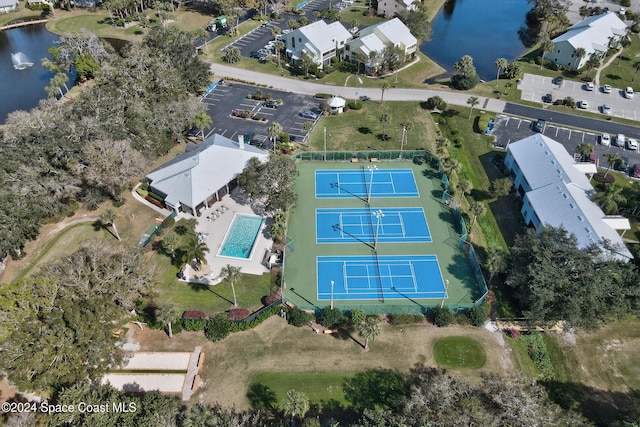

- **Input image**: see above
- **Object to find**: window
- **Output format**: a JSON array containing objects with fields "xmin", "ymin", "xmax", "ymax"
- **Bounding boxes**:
[
  {"xmin": 346, "ymin": 45, "xmax": 350, "ymax": 51},
  {"xmin": 557, "ymin": 49, "xmax": 560, "ymax": 53},
  {"xmin": 292, "ymin": 38, "xmax": 295, "ymax": 48}
]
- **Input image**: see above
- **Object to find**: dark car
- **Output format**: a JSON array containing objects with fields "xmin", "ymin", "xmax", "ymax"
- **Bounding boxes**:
[
  {"xmin": 359, "ymin": 95, "xmax": 371, "ymax": 101},
  {"xmin": 533, "ymin": 119, "xmax": 546, "ymax": 133},
  {"xmin": 249, "ymin": 51, "xmax": 261, "ymax": 58},
  {"xmin": 263, "ymin": 100, "xmax": 279, "ymax": 108},
  {"xmin": 554, "ymin": 76, "xmax": 564, "ymax": 86},
  {"xmin": 542, "ymin": 93, "xmax": 553, "ymax": 103},
  {"xmin": 300, "ymin": 110, "xmax": 319, "ymax": 119},
  {"xmin": 632, "ymin": 163, "xmax": 640, "ymax": 178}
]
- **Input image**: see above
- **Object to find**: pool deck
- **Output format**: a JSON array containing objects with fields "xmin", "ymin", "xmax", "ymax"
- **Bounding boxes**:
[{"xmin": 180, "ymin": 189, "xmax": 273, "ymax": 284}]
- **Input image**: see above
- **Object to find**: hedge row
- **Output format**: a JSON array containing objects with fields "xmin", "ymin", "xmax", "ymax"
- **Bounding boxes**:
[
  {"xmin": 145, "ymin": 195, "xmax": 164, "ymax": 209},
  {"xmin": 147, "ymin": 191, "xmax": 165, "ymax": 202},
  {"xmin": 230, "ymin": 305, "xmax": 280, "ymax": 332}
]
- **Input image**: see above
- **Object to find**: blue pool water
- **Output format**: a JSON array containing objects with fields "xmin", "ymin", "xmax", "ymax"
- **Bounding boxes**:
[{"xmin": 219, "ymin": 215, "xmax": 265, "ymax": 259}]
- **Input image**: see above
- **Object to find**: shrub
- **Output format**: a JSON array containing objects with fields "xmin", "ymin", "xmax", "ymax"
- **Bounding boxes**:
[
  {"xmin": 431, "ymin": 306, "xmax": 454, "ymax": 327},
  {"xmin": 347, "ymin": 100, "xmax": 362, "ymax": 110},
  {"xmin": 508, "ymin": 328, "xmax": 520, "ymax": 339},
  {"xmin": 230, "ymin": 305, "xmax": 280, "ymax": 332},
  {"xmin": 467, "ymin": 306, "xmax": 487, "ymax": 327},
  {"xmin": 147, "ymin": 191, "xmax": 165, "ymax": 202},
  {"xmin": 387, "ymin": 314, "xmax": 425, "ymax": 325},
  {"xmin": 477, "ymin": 112, "xmax": 495, "ymax": 134},
  {"xmin": 145, "ymin": 195, "xmax": 164, "ymax": 209},
  {"xmin": 228, "ymin": 308, "xmax": 251, "ymax": 320},
  {"xmin": 315, "ymin": 70, "xmax": 325, "ymax": 78},
  {"xmin": 350, "ymin": 309, "xmax": 366, "ymax": 324},
  {"xmin": 632, "ymin": 24, "xmax": 640, "ymax": 34},
  {"xmin": 455, "ymin": 313, "xmax": 470, "ymax": 325},
  {"xmin": 164, "ymin": 217, "xmax": 176, "ymax": 228},
  {"xmin": 204, "ymin": 314, "xmax": 232, "ymax": 341},
  {"xmin": 317, "ymin": 307, "xmax": 345, "ymax": 328},
  {"xmin": 182, "ymin": 318, "xmax": 207, "ymax": 331},
  {"xmin": 315, "ymin": 93, "xmax": 331, "ymax": 99},
  {"xmin": 141, "ymin": 181, "xmax": 149, "ymax": 190},
  {"xmin": 621, "ymin": 0, "xmax": 630, "ymax": 6},
  {"xmin": 264, "ymin": 293, "xmax": 281, "ymax": 305},
  {"xmin": 136, "ymin": 187, "xmax": 148, "ymax": 197},
  {"xmin": 425, "ymin": 96, "xmax": 447, "ymax": 111},
  {"xmin": 288, "ymin": 307, "xmax": 313, "ymax": 327},
  {"xmin": 280, "ymin": 132, "xmax": 290, "ymax": 143}
]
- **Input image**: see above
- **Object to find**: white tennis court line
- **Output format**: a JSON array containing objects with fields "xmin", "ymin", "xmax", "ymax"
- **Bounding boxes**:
[{"xmin": 343, "ymin": 261, "xmax": 348, "ymax": 292}]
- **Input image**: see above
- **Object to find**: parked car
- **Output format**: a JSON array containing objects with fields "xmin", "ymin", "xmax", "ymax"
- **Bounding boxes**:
[
  {"xmin": 554, "ymin": 76, "xmax": 564, "ymax": 85},
  {"xmin": 249, "ymin": 51, "xmax": 262, "ymax": 58},
  {"xmin": 625, "ymin": 87, "xmax": 634, "ymax": 99},
  {"xmin": 263, "ymin": 100, "xmax": 279, "ymax": 108},
  {"xmin": 601, "ymin": 104, "xmax": 612, "ymax": 115},
  {"xmin": 359, "ymin": 95, "xmax": 371, "ymax": 101},
  {"xmin": 632, "ymin": 163, "xmax": 640, "ymax": 178},
  {"xmin": 578, "ymin": 100, "xmax": 588, "ymax": 109},
  {"xmin": 588, "ymin": 153, "xmax": 597, "ymax": 164},
  {"xmin": 584, "ymin": 82, "xmax": 595, "ymax": 91},
  {"xmin": 627, "ymin": 138, "xmax": 638, "ymax": 151},
  {"xmin": 602, "ymin": 84, "xmax": 612, "ymax": 93},
  {"xmin": 542, "ymin": 93, "xmax": 553, "ymax": 103},
  {"xmin": 533, "ymin": 119, "xmax": 546, "ymax": 133},
  {"xmin": 600, "ymin": 133, "xmax": 611, "ymax": 146},
  {"xmin": 300, "ymin": 110, "xmax": 319, "ymax": 119},
  {"xmin": 616, "ymin": 134, "xmax": 626, "ymax": 147}
]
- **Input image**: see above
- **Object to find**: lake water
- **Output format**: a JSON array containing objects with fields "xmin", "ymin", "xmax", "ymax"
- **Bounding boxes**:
[
  {"xmin": 421, "ymin": 0, "xmax": 532, "ymax": 81},
  {"xmin": 0, "ymin": 24, "xmax": 64, "ymax": 122}
]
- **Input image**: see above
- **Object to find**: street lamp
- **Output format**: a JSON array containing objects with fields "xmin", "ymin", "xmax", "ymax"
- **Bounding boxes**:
[
  {"xmin": 373, "ymin": 209, "xmax": 384, "ymax": 250},
  {"xmin": 399, "ymin": 126, "xmax": 407, "ymax": 158},
  {"xmin": 367, "ymin": 165, "xmax": 377, "ymax": 204},
  {"xmin": 440, "ymin": 279, "xmax": 450, "ymax": 308},
  {"xmin": 323, "ymin": 127, "xmax": 327, "ymax": 161},
  {"xmin": 330, "ymin": 280, "xmax": 335, "ymax": 309}
]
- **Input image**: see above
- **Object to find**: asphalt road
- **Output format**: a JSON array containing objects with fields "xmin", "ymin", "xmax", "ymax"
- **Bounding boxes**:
[{"xmin": 504, "ymin": 103, "xmax": 640, "ymax": 139}]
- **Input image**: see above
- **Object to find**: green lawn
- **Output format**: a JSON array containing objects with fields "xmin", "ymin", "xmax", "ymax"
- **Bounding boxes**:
[
  {"xmin": 248, "ymin": 372, "xmax": 352, "ymax": 407},
  {"xmin": 600, "ymin": 33, "xmax": 640, "ymax": 92},
  {"xmin": 0, "ymin": 7, "xmax": 42, "ymax": 27},
  {"xmin": 432, "ymin": 336, "xmax": 487, "ymax": 369},
  {"xmin": 50, "ymin": 14, "xmax": 110, "ymax": 33}
]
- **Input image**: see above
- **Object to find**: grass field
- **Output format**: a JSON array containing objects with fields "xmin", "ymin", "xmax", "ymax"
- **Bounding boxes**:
[
  {"xmin": 432, "ymin": 336, "xmax": 486, "ymax": 369},
  {"xmin": 249, "ymin": 372, "xmax": 352, "ymax": 407},
  {"xmin": 601, "ymin": 33, "xmax": 640, "ymax": 92}
]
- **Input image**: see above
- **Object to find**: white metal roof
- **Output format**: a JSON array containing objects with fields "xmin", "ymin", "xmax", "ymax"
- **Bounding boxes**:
[
  {"xmin": 146, "ymin": 134, "xmax": 268, "ymax": 210},
  {"xmin": 553, "ymin": 12, "xmax": 627, "ymax": 56},
  {"xmin": 297, "ymin": 20, "xmax": 352, "ymax": 53},
  {"xmin": 352, "ymin": 33, "xmax": 387, "ymax": 57},
  {"xmin": 525, "ymin": 181, "xmax": 632, "ymax": 261},
  {"xmin": 508, "ymin": 134, "xmax": 593, "ymax": 191},
  {"xmin": 359, "ymin": 17, "xmax": 417, "ymax": 48}
]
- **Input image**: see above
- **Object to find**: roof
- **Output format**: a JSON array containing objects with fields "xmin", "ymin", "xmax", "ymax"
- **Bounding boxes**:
[
  {"xmin": 296, "ymin": 20, "xmax": 352, "ymax": 53},
  {"xmin": 525, "ymin": 181, "xmax": 632, "ymax": 261},
  {"xmin": 0, "ymin": 0, "xmax": 16, "ymax": 7},
  {"xmin": 353, "ymin": 33, "xmax": 387, "ymax": 57},
  {"xmin": 507, "ymin": 134, "xmax": 593, "ymax": 191},
  {"xmin": 358, "ymin": 17, "xmax": 417, "ymax": 48},
  {"xmin": 327, "ymin": 96, "xmax": 346, "ymax": 107},
  {"xmin": 552, "ymin": 12, "xmax": 627, "ymax": 55},
  {"xmin": 146, "ymin": 134, "xmax": 268, "ymax": 210}
]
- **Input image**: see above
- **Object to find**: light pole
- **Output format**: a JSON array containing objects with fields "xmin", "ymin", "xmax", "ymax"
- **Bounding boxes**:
[
  {"xmin": 323, "ymin": 127, "xmax": 327, "ymax": 161},
  {"xmin": 330, "ymin": 280, "xmax": 335, "ymax": 309},
  {"xmin": 440, "ymin": 279, "xmax": 450, "ymax": 308},
  {"xmin": 399, "ymin": 126, "xmax": 406, "ymax": 158},
  {"xmin": 367, "ymin": 164, "xmax": 377, "ymax": 204},
  {"xmin": 373, "ymin": 209, "xmax": 384, "ymax": 250}
]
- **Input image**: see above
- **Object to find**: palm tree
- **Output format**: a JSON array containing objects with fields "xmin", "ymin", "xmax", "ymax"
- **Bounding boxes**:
[
  {"xmin": 357, "ymin": 316, "xmax": 381, "ymax": 350},
  {"xmin": 495, "ymin": 58, "xmax": 508, "ymax": 86},
  {"xmin": 585, "ymin": 55, "xmax": 601, "ymax": 79},
  {"xmin": 603, "ymin": 152, "xmax": 621, "ymax": 178},
  {"xmin": 576, "ymin": 142, "xmax": 593, "ymax": 159},
  {"xmin": 193, "ymin": 111, "xmax": 212, "ymax": 140},
  {"xmin": 267, "ymin": 121, "xmax": 283, "ymax": 150},
  {"xmin": 457, "ymin": 179, "xmax": 473, "ymax": 196},
  {"xmin": 469, "ymin": 201, "xmax": 487, "ymax": 228},
  {"xmin": 223, "ymin": 47, "xmax": 242, "ymax": 64},
  {"xmin": 593, "ymin": 184, "xmax": 626, "ymax": 215},
  {"xmin": 281, "ymin": 390, "xmax": 309, "ymax": 423},
  {"xmin": 380, "ymin": 81, "xmax": 390, "ymax": 104},
  {"xmin": 156, "ymin": 304, "xmax": 179, "ymax": 338},
  {"xmin": 219, "ymin": 264, "xmax": 241, "ymax": 307},
  {"xmin": 633, "ymin": 61, "xmax": 640, "ymax": 82},
  {"xmin": 539, "ymin": 33, "xmax": 554, "ymax": 70},
  {"xmin": 443, "ymin": 158, "xmax": 461, "ymax": 175},
  {"xmin": 466, "ymin": 96, "xmax": 479, "ymax": 119},
  {"xmin": 573, "ymin": 47, "xmax": 586, "ymax": 69},
  {"xmin": 182, "ymin": 238, "xmax": 210, "ymax": 270},
  {"xmin": 400, "ymin": 120, "xmax": 413, "ymax": 149},
  {"xmin": 274, "ymin": 40, "xmax": 285, "ymax": 67},
  {"xmin": 100, "ymin": 208, "xmax": 121, "ymax": 241},
  {"xmin": 378, "ymin": 113, "xmax": 391, "ymax": 140},
  {"xmin": 162, "ymin": 231, "xmax": 180, "ymax": 261}
]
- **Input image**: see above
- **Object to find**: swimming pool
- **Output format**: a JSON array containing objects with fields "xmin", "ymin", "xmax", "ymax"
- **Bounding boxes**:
[{"xmin": 218, "ymin": 214, "xmax": 265, "ymax": 259}]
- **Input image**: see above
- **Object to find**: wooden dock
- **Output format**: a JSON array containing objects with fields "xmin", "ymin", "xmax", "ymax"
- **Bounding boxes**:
[{"xmin": 0, "ymin": 19, "xmax": 48, "ymax": 31}]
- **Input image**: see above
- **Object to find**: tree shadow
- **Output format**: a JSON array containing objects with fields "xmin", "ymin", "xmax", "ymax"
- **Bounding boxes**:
[
  {"xmin": 358, "ymin": 127, "xmax": 372, "ymax": 135},
  {"xmin": 376, "ymin": 133, "xmax": 391, "ymax": 141},
  {"xmin": 246, "ymin": 383, "xmax": 277, "ymax": 411},
  {"xmin": 470, "ymin": 188, "xmax": 492, "ymax": 201},
  {"xmin": 605, "ymin": 74, "xmax": 622, "ymax": 80},
  {"xmin": 343, "ymin": 369, "xmax": 408, "ymax": 410},
  {"xmin": 188, "ymin": 282, "xmax": 234, "ymax": 305},
  {"xmin": 441, "ymin": 108, "xmax": 460, "ymax": 118}
]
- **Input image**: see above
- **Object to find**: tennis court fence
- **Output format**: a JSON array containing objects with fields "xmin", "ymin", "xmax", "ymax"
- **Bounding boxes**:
[{"xmin": 292, "ymin": 150, "xmax": 436, "ymax": 162}]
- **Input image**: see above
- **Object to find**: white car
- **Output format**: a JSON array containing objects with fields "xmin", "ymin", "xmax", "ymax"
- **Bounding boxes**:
[
  {"xmin": 600, "ymin": 133, "xmax": 611, "ymax": 146},
  {"xmin": 627, "ymin": 138, "xmax": 638, "ymax": 151},
  {"xmin": 625, "ymin": 87, "xmax": 634, "ymax": 99},
  {"xmin": 601, "ymin": 104, "xmax": 612, "ymax": 115},
  {"xmin": 602, "ymin": 84, "xmax": 612, "ymax": 93},
  {"xmin": 616, "ymin": 134, "xmax": 625, "ymax": 147},
  {"xmin": 578, "ymin": 100, "xmax": 588, "ymax": 109},
  {"xmin": 585, "ymin": 82, "xmax": 595, "ymax": 91}
]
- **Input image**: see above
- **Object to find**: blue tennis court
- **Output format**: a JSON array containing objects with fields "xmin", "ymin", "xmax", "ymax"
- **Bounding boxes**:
[
  {"xmin": 317, "ymin": 255, "xmax": 446, "ymax": 300},
  {"xmin": 315, "ymin": 169, "xmax": 419, "ymax": 199},
  {"xmin": 316, "ymin": 207, "xmax": 431, "ymax": 244}
]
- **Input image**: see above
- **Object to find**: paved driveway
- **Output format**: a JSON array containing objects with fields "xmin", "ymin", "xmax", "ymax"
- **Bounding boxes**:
[
  {"xmin": 201, "ymin": 82, "xmax": 319, "ymax": 147},
  {"xmin": 519, "ymin": 73, "xmax": 640, "ymax": 121},
  {"xmin": 491, "ymin": 114, "xmax": 640, "ymax": 173}
]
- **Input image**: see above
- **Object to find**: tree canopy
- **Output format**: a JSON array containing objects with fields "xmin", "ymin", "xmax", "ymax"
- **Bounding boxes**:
[{"xmin": 237, "ymin": 154, "xmax": 298, "ymax": 213}]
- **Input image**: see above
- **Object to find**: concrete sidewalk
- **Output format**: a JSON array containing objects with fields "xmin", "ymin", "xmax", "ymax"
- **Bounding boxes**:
[{"xmin": 208, "ymin": 63, "xmax": 507, "ymax": 114}]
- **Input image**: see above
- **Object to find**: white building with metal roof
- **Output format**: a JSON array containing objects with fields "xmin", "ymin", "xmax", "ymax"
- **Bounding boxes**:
[
  {"xmin": 377, "ymin": 0, "xmax": 418, "ymax": 18},
  {"xmin": 145, "ymin": 134, "xmax": 268, "ymax": 216},
  {"xmin": 284, "ymin": 20, "xmax": 352, "ymax": 69},
  {"xmin": 505, "ymin": 134, "xmax": 632, "ymax": 261},
  {"xmin": 0, "ymin": 0, "xmax": 17, "ymax": 12},
  {"xmin": 546, "ymin": 12, "xmax": 627, "ymax": 70}
]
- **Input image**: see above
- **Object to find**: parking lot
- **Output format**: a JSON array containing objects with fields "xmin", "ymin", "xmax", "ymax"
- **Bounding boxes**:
[
  {"xmin": 519, "ymin": 73, "xmax": 640, "ymax": 121},
  {"xmin": 200, "ymin": 82, "xmax": 320, "ymax": 148},
  {"xmin": 491, "ymin": 114, "xmax": 640, "ymax": 173}
]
